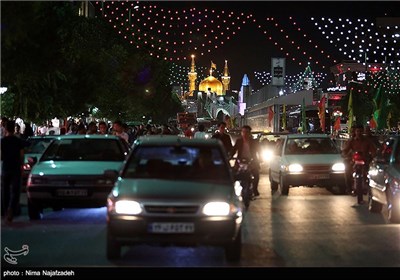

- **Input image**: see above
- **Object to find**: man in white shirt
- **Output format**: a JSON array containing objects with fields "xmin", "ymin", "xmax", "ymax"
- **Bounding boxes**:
[{"xmin": 112, "ymin": 120, "xmax": 129, "ymax": 143}]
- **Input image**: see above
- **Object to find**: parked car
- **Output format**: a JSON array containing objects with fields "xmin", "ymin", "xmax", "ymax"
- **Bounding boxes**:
[
  {"xmin": 26, "ymin": 134, "xmax": 130, "ymax": 220},
  {"xmin": 368, "ymin": 136, "xmax": 400, "ymax": 223},
  {"xmin": 22, "ymin": 135, "xmax": 57, "ymax": 191},
  {"xmin": 106, "ymin": 135, "xmax": 243, "ymax": 262},
  {"xmin": 269, "ymin": 133, "xmax": 346, "ymax": 195}
]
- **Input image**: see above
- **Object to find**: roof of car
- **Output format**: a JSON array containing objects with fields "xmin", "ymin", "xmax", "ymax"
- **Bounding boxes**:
[
  {"xmin": 283, "ymin": 133, "xmax": 330, "ymax": 139},
  {"xmin": 135, "ymin": 135, "xmax": 222, "ymax": 146},
  {"xmin": 28, "ymin": 135, "xmax": 57, "ymax": 139},
  {"xmin": 51, "ymin": 134, "xmax": 121, "ymax": 140}
]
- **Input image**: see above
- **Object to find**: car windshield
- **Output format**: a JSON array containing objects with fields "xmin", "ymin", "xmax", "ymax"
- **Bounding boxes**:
[
  {"xmin": 123, "ymin": 145, "xmax": 231, "ymax": 183},
  {"xmin": 41, "ymin": 139, "xmax": 125, "ymax": 161},
  {"xmin": 285, "ymin": 138, "xmax": 339, "ymax": 155}
]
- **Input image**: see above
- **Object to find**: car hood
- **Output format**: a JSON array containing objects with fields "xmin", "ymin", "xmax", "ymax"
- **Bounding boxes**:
[
  {"xmin": 114, "ymin": 178, "xmax": 232, "ymax": 200},
  {"xmin": 282, "ymin": 154, "xmax": 343, "ymax": 164},
  {"xmin": 31, "ymin": 161, "xmax": 123, "ymax": 175}
]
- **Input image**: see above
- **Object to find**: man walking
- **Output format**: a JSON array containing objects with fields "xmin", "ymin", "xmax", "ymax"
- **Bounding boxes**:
[{"xmin": 1, "ymin": 120, "xmax": 26, "ymax": 224}]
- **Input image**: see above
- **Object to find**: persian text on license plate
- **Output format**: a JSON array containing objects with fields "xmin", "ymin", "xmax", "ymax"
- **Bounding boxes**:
[
  {"xmin": 311, "ymin": 174, "xmax": 330, "ymax": 180},
  {"xmin": 56, "ymin": 189, "xmax": 88, "ymax": 197},
  {"xmin": 148, "ymin": 223, "xmax": 195, "ymax": 233}
]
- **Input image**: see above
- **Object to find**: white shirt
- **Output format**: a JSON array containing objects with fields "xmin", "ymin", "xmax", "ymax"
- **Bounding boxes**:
[{"xmin": 194, "ymin": 131, "xmax": 207, "ymax": 139}]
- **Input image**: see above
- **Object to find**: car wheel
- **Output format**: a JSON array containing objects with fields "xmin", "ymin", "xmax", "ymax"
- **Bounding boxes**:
[
  {"xmin": 27, "ymin": 200, "xmax": 43, "ymax": 220},
  {"xmin": 368, "ymin": 193, "xmax": 383, "ymax": 213},
  {"xmin": 241, "ymin": 181, "xmax": 251, "ymax": 210},
  {"xmin": 225, "ymin": 228, "xmax": 242, "ymax": 263},
  {"xmin": 336, "ymin": 184, "xmax": 346, "ymax": 195},
  {"xmin": 107, "ymin": 230, "xmax": 121, "ymax": 260},
  {"xmin": 280, "ymin": 176, "xmax": 289, "ymax": 196},
  {"xmin": 269, "ymin": 170, "xmax": 278, "ymax": 191},
  {"xmin": 388, "ymin": 204, "xmax": 400, "ymax": 224}
]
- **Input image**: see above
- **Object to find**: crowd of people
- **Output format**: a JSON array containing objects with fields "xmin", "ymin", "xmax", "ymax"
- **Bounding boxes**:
[{"xmin": 0, "ymin": 112, "xmax": 389, "ymax": 224}]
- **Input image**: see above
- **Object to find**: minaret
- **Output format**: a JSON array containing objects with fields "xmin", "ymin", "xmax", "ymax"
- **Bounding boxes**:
[
  {"xmin": 188, "ymin": 54, "xmax": 197, "ymax": 95},
  {"xmin": 221, "ymin": 60, "xmax": 231, "ymax": 94}
]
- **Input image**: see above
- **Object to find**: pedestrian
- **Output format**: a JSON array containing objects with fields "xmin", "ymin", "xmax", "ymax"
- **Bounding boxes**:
[
  {"xmin": 1, "ymin": 120, "xmax": 26, "ymax": 224},
  {"xmin": 194, "ymin": 124, "xmax": 207, "ymax": 139},
  {"xmin": 112, "ymin": 120, "xmax": 129, "ymax": 143},
  {"xmin": 98, "ymin": 121, "xmax": 109, "ymax": 135},
  {"xmin": 212, "ymin": 121, "xmax": 233, "ymax": 156}
]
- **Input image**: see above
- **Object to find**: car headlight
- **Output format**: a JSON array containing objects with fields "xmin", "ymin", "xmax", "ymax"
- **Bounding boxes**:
[
  {"xmin": 115, "ymin": 200, "xmax": 142, "ymax": 215},
  {"xmin": 332, "ymin": 163, "xmax": 345, "ymax": 171},
  {"xmin": 368, "ymin": 168, "xmax": 378, "ymax": 177},
  {"xmin": 27, "ymin": 175, "xmax": 47, "ymax": 185},
  {"xmin": 202, "ymin": 202, "xmax": 230, "ymax": 216},
  {"xmin": 288, "ymin": 163, "xmax": 303, "ymax": 172},
  {"xmin": 234, "ymin": 181, "xmax": 242, "ymax": 196},
  {"xmin": 261, "ymin": 149, "xmax": 273, "ymax": 162}
]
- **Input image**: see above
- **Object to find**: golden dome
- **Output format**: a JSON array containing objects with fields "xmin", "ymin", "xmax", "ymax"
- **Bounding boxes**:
[{"xmin": 199, "ymin": 75, "xmax": 223, "ymax": 95}]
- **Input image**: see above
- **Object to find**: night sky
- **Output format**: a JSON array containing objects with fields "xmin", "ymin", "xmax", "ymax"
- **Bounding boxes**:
[{"xmin": 100, "ymin": 1, "xmax": 399, "ymax": 90}]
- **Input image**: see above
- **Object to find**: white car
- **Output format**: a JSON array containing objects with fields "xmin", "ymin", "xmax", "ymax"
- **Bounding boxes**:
[{"xmin": 269, "ymin": 134, "xmax": 346, "ymax": 195}]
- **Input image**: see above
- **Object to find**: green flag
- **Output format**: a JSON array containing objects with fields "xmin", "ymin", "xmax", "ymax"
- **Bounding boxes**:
[
  {"xmin": 347, "ymin": 89, "xmax": 353, "ymax": 131},
  {"xmin": 373, "ymin": 84, "xmax": 383, "ymax": 125},
  {"xmin": 377, "ymin": 92, "xmax": 389, "ymax": 130}
]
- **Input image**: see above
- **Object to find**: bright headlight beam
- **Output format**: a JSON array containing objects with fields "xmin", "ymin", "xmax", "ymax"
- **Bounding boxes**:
[
  {"xmin": 203, "ymin": 202, "xmax": 230, "ymax": 216},
  {"xmin": 115, "ymin": 200, "xmax": 142, "ymax": 214}
]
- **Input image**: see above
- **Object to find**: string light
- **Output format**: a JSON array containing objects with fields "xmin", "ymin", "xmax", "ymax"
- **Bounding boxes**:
[{"xmin": 94, "ymin": 1, "xmax": 398, "ymax": 92}]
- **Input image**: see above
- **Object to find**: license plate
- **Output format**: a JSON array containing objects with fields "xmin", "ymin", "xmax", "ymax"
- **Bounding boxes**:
[
  {"xmin": 148, "ymin": 223, "xmax": 195, "ymax": 233},
  {"xmin": 56, "ymin": 189, "xmax": 88, "ymax": 197},
  {"xmin": 311, "ymin": 174, "xmax": 330, "ymax": 180}
]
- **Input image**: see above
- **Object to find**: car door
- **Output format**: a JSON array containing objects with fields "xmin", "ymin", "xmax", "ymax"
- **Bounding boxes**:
[
  {"xmin": 369, "ymin": 138, "xmax": 395, "ymax": 201},
  {"xmin": 269, "ymin": 137, "xmax": 284, "ymax": 182}
]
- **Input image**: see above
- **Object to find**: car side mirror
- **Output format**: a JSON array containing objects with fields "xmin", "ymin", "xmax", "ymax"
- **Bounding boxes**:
[{"xmin": 27, "ymin": 156, "xmax": 38, "ymax": 165}]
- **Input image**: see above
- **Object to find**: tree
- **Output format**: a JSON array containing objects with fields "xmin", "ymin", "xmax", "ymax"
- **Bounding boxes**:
[{"xmin": 1, "ymin": 2, "xmax": 181, "ymax": 124}]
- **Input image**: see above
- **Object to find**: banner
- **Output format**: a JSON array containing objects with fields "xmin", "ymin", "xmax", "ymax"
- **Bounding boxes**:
[
  {"xmin": 347, "ymin": 89, "xmax": 353, "ymax": 130},
  {"xmin": 268, "ymin": 106, "xmax": 274, "ymax": 127},
  {"xmin": 333, "ymin": 117, "xmax": 341, "ymax": 131},
  {"xmin": 271, "ymin": 58, "xmax": 285, "ymax": 86},
  {"xmin": 369, "ymin": 116, "xmax": 377, "ymax": 129},
  {"xmin": 318, "ymin": 95, "xmax": 326, "ymax": 132}
]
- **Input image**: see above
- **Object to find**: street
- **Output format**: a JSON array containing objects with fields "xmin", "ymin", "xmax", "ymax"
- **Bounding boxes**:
[{"xmin": 2, "ymin": 174, "xmax": 400, "ymax": 270}]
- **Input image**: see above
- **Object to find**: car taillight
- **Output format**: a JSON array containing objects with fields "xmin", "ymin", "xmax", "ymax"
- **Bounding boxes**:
[
  {"xmin": 22, "ymin": 163, "xmax": 32, "ymax": 171},
  {"xmin": 390, "ymin": 178, "xmax": 400, "ymax": 190},
  {"xmin": 352, "ymin": 152, "xmax": 365, "ymax": 165}
]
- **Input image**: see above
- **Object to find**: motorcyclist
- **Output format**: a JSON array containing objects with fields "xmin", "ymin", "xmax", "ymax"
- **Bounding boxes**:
[
  {"xmin": 341, "ymin": 123, "xmax": 377, "ymax": 204},
  {"xmin": 231, "ymin": 125, "xmax": 261, "ymax": 197}
]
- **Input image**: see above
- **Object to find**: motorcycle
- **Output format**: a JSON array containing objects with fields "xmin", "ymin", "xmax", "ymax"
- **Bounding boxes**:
[
  {"xmin": 233, "ymin": 158, "xmax": 254, "ymax": 210},
  {"xmin": 352, "ymin": 152, "xmax": 367, "ymax": 204}
]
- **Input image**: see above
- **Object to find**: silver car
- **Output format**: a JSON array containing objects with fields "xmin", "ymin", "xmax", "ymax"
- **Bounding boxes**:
[
  {"xmin": 106, "ymin": 135, "xmax": 243, "ymax": 262},
  {"xmin": 26, "ymin": 134, "xmax": 130, "ymax": 220},
  {"xmin": 269, "ymin": 134, "xmax": 346, "ymax": 195},
  {"xmin": 368, "ymin": 136, "xmax": 400, "ymax": 223}
]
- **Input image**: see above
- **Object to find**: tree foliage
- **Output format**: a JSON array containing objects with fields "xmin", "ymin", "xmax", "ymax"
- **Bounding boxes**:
[{"xmin": 1, "ymin": 2, "xmax": 182, "ymax": 123}]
